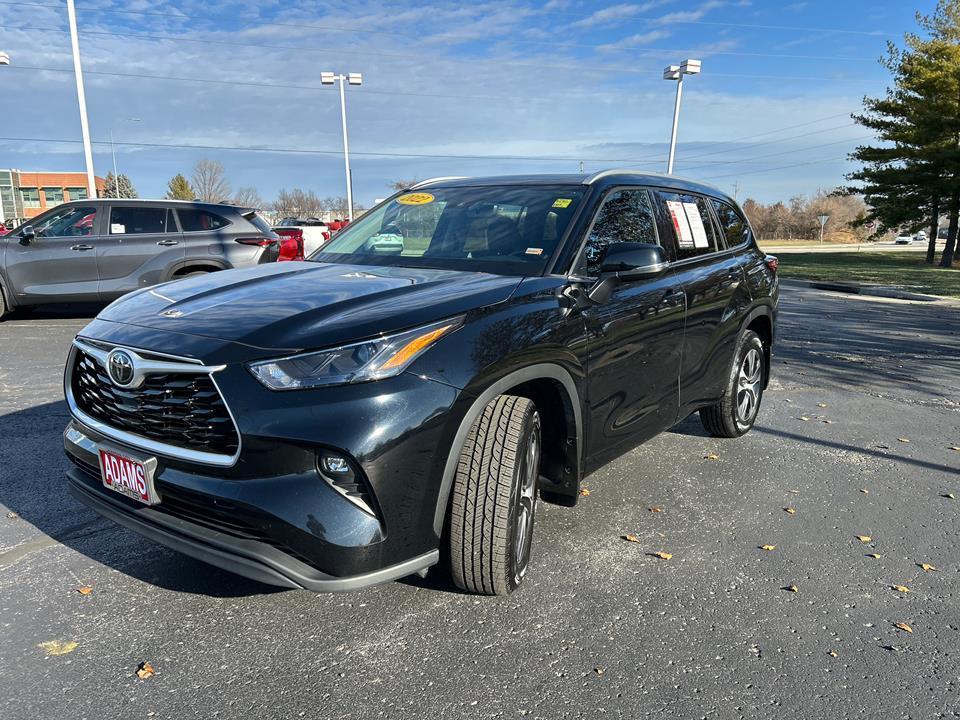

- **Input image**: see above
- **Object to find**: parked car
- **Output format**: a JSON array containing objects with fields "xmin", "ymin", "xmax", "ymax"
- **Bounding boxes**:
[
  {"xmin": 0, "ymin": 199, "xmax": 279, "ymax": 318},
  {"xmin": 62, "ymin": 171, "xmax": 778, "ymax": 596},
  {"xmin": 274, "ymin": 218, "xmax": 330, "ymax": 255},
  {"xmin": 273, "ymin": 227, "xmax": 306, "ymax": 261},
  {"xmin": 895, "ymin": 234, "xmax": 914, "ymax": 245}
]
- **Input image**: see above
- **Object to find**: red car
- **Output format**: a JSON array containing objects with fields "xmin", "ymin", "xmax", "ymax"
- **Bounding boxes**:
[{"xmin": 272, "ymin": 227, "xmax": 305, "ymax": 261}]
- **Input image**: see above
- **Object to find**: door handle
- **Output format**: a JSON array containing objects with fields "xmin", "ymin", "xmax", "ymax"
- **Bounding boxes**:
[
  {"xmin": 156, "ymin": 239, "xmax": 180, "ymax": 246},
  {"xmin": 662, "ymin": 288, "xmax": 685, "ymax": 305},
  {"xmin": 70, "ymin": 244, "xmax": 94, "ymax": 251}
]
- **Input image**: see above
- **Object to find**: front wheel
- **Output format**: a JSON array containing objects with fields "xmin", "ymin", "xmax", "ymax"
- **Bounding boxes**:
[
  {"xmin": 449, "ymin": 395, "xmax": 541, "ymax": 595},
  {"xmin": 700, "ymin": 330, "xmax": 765, "ymax": 438}
]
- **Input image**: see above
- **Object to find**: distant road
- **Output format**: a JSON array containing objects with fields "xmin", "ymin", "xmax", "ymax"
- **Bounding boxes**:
[{"xmin": 761, "ymin": 240, "xmax": 947, "ymax": 254}]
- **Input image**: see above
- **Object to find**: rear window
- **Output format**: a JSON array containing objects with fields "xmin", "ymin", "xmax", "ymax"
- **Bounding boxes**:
[
  {"xmin": 178, "ymin": 209, "xmax": 230, "ymax": 232},
  {"xmin": 246, "ymin": 212, "xmax": 274, "ymax": 235}
]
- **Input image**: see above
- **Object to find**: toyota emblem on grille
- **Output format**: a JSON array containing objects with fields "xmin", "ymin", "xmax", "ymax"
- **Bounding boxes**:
[{"xmin": 106, "ymin": 349, "xmax": 136, "ymax": 387}]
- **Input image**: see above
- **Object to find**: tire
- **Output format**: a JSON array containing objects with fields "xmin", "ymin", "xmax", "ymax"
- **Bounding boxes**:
[
  {"xmin": 449, "ymin": 395, "xmax": 541, "ymax": 596},
  {"xmin": 699, "ymin": 330, "xmax": 765, "ymax": 438},
  {"xmin": 0, "ymin": 285, "xmax": 6, "ymax": 320}
]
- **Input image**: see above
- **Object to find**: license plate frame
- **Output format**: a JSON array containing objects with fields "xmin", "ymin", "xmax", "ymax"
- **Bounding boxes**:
[{"xmin": 97, "ymin": 445, "xmax": 160, "ymax": 506}]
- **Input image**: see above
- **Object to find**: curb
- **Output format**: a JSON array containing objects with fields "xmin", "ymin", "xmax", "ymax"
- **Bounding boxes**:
[{"xmin": 780, "ymin": 278, "xmax": 945, "ymax": 303}]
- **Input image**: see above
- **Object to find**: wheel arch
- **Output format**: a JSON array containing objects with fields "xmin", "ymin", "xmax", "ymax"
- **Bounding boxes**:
[
  {"xmin": 432, "ymin": 363, "xmax": 583, "ymax": 536},
  {"xmin": 166, "ymin": 259, "xmax": 228, "ymax": 280},
  {"xmin": 740, "ymin": 303, "xmax": 775, "ymax": 389}
]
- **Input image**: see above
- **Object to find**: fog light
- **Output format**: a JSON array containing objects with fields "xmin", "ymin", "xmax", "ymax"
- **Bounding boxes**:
[{"xmin": 321, "ymin": 454, "xmax": 352, "ymax": 475}]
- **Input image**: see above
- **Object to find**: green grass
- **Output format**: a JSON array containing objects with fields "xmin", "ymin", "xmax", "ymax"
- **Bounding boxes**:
[{"xmin": 779, "ymin": 251, "xmax": 960, "ymax": 299}]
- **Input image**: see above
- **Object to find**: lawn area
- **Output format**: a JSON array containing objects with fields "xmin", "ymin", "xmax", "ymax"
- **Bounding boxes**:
[{"xmin": 779, "ymin": 251, "xmax": 960, "ymax": 299}]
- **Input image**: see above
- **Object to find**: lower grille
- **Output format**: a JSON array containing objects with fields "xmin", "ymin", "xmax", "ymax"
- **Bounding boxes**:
[{"xmin": 70, "ymin": 347, "xmax": 239, "ymax": 457}]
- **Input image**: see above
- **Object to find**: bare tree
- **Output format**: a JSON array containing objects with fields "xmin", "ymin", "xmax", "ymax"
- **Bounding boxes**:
[
  {"xmin": 272, "ymin": 188, "xmax": 324, "ymax": 218},
  {"xmin": 233, "ymin": 186, "xmax": 263, "ymax": 209},
  {"xmin": 324, "ymin": 196, "xmax": 350, "ymax": 218},
  {"xmin": 191, "ymin": 159, "xmax": 231, "ymax": 203},
  {"xmin": 390, "ymin": 179, "xmax": 421, "ymax": 192}
]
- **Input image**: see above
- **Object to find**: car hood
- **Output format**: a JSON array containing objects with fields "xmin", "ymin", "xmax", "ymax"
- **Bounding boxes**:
[{"xmin": 96, "ymin": 261, "xmax": 524, "ymax": 353}]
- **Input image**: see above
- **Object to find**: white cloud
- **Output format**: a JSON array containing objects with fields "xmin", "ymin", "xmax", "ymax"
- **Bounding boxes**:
[{"xmin": 569, "ymin": 1, "xmax": 674, "ymax": 29}]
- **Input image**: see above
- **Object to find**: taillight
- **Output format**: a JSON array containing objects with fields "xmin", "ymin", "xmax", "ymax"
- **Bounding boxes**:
[
  {"xmin": 235, "ymin": 237, "xmax": 277, "ymax": 247},
  {"xmin": 764, "ymin": 255, "xmax": 779, "ymax": 273}
]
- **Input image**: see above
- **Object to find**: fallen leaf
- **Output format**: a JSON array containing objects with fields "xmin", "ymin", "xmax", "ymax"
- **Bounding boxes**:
[
  {"xmin": 784, "ymin": 507, "xmax": 797, "ymax": 515},
  {"xmin": 622, "ymin": 534, "xmax": 641, "ymax": 544},
  {"xmin": 866, "ymin": 553, "xmax": 881, "ymax": 559},
  {"xmin": 76, "ymin": 586, "xmax": 93, "ymax": 596},
  {"xmin": 784, "ymin": 584, "xmax": 798, "ymax": 593},
  {"xmin": 856, "ymin": 535, "xmax": 872, "ymax": 543},
  {"xmin": 892, "ymin": 584, "xmax": 910, "ymax": 593},
  {"xmin": 649, "ymin": 551, "xmax": 673, "ymax": 560},
  {"xmin": 799, "ymin": 416, "xmax": 810, "ymax": 422},
  {"xmin": 943, "ymin": 493, "xmax": 955, "ymax": 500},
  {"xmin": 918, "ymin": 563, "xmax": 937, "ymax": 572},
  {"xmin": 898, "ymin": 437, "xmax": 910, "ymax": 443},
  {"xmin": 136, "ymin": 661, "xmax": 155, "ymax": 679},
  {"xmin": 649, "ymin": 506, "xmax": 663, "ymax": 513},
  {"xmin": 6, "ymin": 511, "xmax": 18, "ymax": 519},
  {"xmin": 579, "ymin": 488, "xmax": 590, "ymax": 497},
  {"xmin": 876, "ymin": 444, "xmax": 890, "ymax": 450},
  {"xmin": 894, "ymin": 622, "xmax": 913, "ymax": 634},
  {"xmin": 704, "ymin": 453, "xmax": 719, "ymax": 461},
  {"xmin": 949, "ymin": 446, "xmax": 960, "ymax": 452},
  {"xmin": 822, "ymin": 419, "xmax": 834, "ymax": 424},
  {"xmin": 38, "ymin": 640, "xmax": 78, "ymax": 656},
  {"xmin": 817, "ymin": 403, "xmax": 827, "ymax": 408},
  {"xmin": 859, "ymin": 488, "xmax": 869, "ymax": 494},
  {"xmin": 593, "ymin": 667, "xmax": 605, "ymax": 676},
  {"xmin": 760, "ymin": 544, "xmax": 776, "ymax": 551},
  {"xmin": 828, "ymin": 650, "xmax": 838, "ymax": 657}
]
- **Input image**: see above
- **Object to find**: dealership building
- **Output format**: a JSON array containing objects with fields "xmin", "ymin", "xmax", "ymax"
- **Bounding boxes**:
[{"xmin": 0, "ymin": 169, "xmax": 106, "ymax": 226}]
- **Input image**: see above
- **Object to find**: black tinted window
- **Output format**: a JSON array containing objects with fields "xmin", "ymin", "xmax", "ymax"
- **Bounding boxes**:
[
  {"xmin": 659, "ymin": 192, "xmax": 718, "ymax": 260},
  {"xmin": 711, "ymin": 199, "xmax": 750, "ymax": 248},
  {"xmin": 110, "ymin": 206, "xmax": 167, "ymax": 235},
  {"xmin": 34, "ymin": 206, "xmax": 96, "ymax": 237},
  {"xmin": 178, "ymin": 209, "xmax": 230, "ymax": 232},
  {"xmin": 581, "ymin": 189, "xmax": 658, "ymax": 274}
]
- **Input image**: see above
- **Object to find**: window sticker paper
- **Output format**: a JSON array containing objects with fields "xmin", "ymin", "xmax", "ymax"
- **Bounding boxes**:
[
  {"xmin": 666, "ymin": 200, "xmax": 694, "ymax": 248},
  {"xmin": 682, "ymin": 202, "xmax": 710, "ymax": 249}
]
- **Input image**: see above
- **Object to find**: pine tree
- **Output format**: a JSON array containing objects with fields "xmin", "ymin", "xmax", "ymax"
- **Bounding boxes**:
[
  {"xmin": 845, "ymin": 0, "xmax": 960, "ymax": 267},
  {"xmin": 103, "ymin": 171, "xmax": 138, "ymax": 199},
  {"xmin": 165, "ymin": 174, "xmax": 195, "ymax": 201}
]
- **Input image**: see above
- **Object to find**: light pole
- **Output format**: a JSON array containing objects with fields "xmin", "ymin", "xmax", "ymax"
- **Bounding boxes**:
[
  {"xmin": 663, "ymin": 59, "xmax": 701, "ymax": 175},
  {"xmin": 817, "ymin": 214, "xmax": 829, "ymax": 244},
  {"xmin": 67, "ymin": 0, "xmax": 97, "ymax": 198},
  {"xmin": 109, "ymin": 117, "xmax": 141, "ymax": 197},
  {"xmin": 0, "ymin": 51, "xmax": 7, "ymax": 225},
  {"xmin": 321, "ymin": 71, "xmax": 362, "ymax": 221}
]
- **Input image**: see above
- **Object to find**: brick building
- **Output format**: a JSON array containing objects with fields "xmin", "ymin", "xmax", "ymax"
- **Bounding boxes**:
[{"xmin": 0, "ymin": 169, "xmax": 107, "ymax": 226}]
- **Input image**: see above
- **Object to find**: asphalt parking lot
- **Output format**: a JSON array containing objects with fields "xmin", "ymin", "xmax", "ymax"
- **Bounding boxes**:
[{"xmin": 1, "ymin": 284, "xmax": 958, "ymax": 719}]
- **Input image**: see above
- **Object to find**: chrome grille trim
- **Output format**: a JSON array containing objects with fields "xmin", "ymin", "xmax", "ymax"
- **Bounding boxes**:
[{"xmin": 65, "ymin": 340, "xmax": 242, "ymax": 467}]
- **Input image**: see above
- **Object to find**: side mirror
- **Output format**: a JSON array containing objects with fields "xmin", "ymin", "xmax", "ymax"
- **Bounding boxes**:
[
  {"xmin": 19, "ymin": 225, "xmax": 36, "ymax": 244},
  {"xmin": 600, "ymin": 242, "xmax": 668, "ymax": 279}
]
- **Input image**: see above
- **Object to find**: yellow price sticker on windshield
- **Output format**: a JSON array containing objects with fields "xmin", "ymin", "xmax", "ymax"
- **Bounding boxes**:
[
  {"xmin": 552, "ymin": 198, "xmax": 572, "ymax": 208},
  {"xmin": 397, "ymin": 192, "xmax": 435, "ymax": 205}
]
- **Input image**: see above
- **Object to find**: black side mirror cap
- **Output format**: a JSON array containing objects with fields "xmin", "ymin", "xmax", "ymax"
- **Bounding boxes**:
[
  {"xmin": 19, "ymin": 225, "xmax": 35, "ymax": 244},
  {"xmin": 600, "ymin": 242, "xmax": 668, "ymax": 280}
]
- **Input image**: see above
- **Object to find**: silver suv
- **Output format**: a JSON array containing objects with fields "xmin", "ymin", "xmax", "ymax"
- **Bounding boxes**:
[{"xmin": 0, "ymin": 199, "xmax": 279, "ymax": 318}]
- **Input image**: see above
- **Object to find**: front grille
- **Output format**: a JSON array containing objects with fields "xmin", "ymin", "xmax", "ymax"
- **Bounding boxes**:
[{"xmin": 71, "ymin": 348, "xmax": 239, "ymax": 457}]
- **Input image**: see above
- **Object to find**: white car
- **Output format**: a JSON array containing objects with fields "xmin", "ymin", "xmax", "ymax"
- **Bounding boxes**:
[{"xmin": 895, "ymin": 234, "xmax": 913, "ymax": 245}]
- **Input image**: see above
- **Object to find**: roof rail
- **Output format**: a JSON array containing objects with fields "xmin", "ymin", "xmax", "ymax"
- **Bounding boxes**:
[
  {"xmin": 410, "ymin": 176, "xmax": 469, "ymax": 189},
  {"xmin": 582, "ymin": 168, "xmax": 676, "ymax": 185}
]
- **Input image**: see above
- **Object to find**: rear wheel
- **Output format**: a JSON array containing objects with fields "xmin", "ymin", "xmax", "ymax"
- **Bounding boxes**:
[
  {"xmin": 449, "ymin": 395, "xmax": 541, "ymax": 596},
  {"xmin": 0, "ymin": 286, "xmax": 6, "ymax": 320},
  {"xmin": 700, "ymin": 330, "xmax": 765, "ymax": 438}
]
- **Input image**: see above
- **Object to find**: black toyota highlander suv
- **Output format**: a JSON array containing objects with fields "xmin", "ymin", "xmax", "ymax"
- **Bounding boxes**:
[{"xmin": 63, "ymin": 171, "xmax": 778, "ymax": 596}]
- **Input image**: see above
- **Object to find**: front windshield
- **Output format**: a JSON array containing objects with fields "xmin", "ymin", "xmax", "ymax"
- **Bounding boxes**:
[{"xmin": 310, "ymin": 185, "xmax": 585, "ymax": 275}]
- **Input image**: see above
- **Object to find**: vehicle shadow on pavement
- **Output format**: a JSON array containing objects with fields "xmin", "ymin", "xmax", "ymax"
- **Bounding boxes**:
[
  {"xmin": 10, "ymin": 303, "xmax": 105, "ymax": 321},
  {"xmin": 0, "ymin": 400, "xmax": 286, "ymax": 598}
]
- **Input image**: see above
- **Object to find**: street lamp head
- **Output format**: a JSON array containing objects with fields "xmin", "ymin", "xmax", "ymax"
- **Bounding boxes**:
[
  {"xmin": 347, "ymin": 72, "xmax": 363, "ymax": 86},
  {"xmin": 0, "ymin": 51, "xmax": 10, "ymax": 66},
  {"xmin": 320, "ymin": 71, "xmax": 336, "ymax": 85},
  {"xmin": 663, "ymin": 65, "xmax": 681, "ymax": 80},
  {"xmin": 680, "ymin": 58, "xmax": 701, "ymax": 75}
]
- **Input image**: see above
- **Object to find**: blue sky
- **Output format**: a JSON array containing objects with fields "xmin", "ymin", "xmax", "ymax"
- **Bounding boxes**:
[{"xmin": 0, "ymin": 0, "xmax": 937, "ymax": 205}]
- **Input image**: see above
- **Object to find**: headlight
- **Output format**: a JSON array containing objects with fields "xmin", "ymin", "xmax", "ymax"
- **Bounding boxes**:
[{"xmin": 248, "ymin": 316, "xmax": 463, "ymax": 390}]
